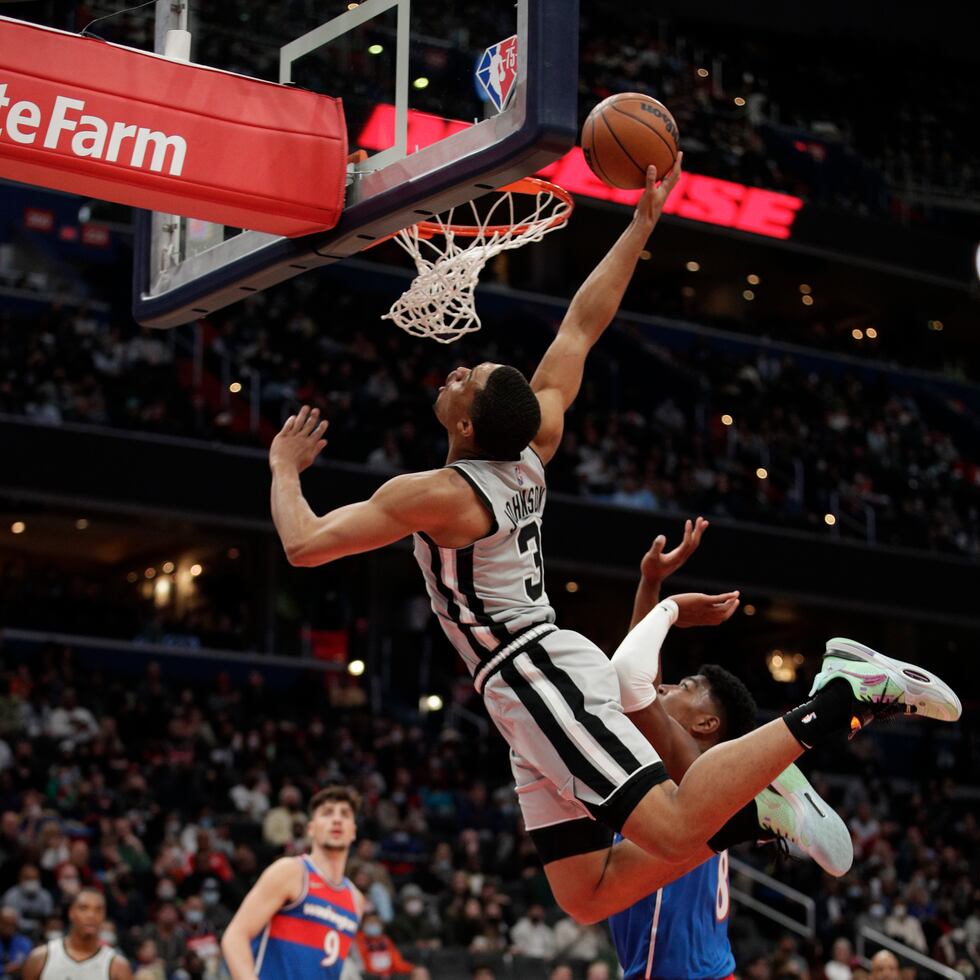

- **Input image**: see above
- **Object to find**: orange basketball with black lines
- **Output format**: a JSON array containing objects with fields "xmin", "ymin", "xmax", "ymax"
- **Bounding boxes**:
[{"xmin": 581, "ymin": 93, "xmax": 680, "ymax": 189}]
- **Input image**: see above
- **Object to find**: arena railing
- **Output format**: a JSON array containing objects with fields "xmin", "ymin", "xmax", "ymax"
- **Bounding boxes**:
[
  {"xmin": 858, "ymin": 926, "xmax": 966, "ymax": 980},
  {"xmin": 728, "ymin": 855, "xmax": 816, "ymax": 939},
  {"xmin": 0, "ymin": 627, "xmax": 347, "ymax": 675}
]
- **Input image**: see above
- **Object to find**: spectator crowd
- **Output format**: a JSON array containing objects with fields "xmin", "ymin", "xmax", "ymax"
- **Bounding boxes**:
[
  {"xmin": 0, "ymin": 646, "xmax": 977, "ymax": 980},
  {"xmin": 3, "ymin": 274, "xmax": 977, "ymax": 559}
]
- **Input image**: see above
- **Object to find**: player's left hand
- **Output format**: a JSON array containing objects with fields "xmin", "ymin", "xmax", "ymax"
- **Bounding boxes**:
[
  {"xmin": 640, "ymin": 516, "xmax": 708, "ymax": 584},
  {"xmin": 269, "ymin": 405, "xmax": 329, "ymax": 474},
  {"xmin": 669, "ymin": 591, "xmax": 740, "ymax": 628},
  {"xmin": 635, "ymin": 150, "xmax": 683, "ymax": 228}
]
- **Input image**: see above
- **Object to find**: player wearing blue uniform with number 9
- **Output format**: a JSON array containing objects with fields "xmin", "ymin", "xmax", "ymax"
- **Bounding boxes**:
[{"xmin": 221, "ymin": 787, "xmax": 364, "ymax": 980}]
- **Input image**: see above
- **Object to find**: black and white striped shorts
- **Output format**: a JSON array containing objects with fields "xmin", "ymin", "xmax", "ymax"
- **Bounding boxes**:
[{"xmin": 482, "ymin": 628, "xmax": 668, "ymax": 851}]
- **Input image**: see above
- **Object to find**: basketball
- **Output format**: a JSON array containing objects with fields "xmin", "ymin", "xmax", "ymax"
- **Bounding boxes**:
[{"xmin": 581, "ymin": 93, "xmax": 680, "ymax": 189}]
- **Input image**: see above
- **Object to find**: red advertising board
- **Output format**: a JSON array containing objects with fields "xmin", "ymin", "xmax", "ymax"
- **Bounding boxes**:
[
  {"xmin": 0, "ymin": 16, "xmax": 347, "ymax": 237},
  {"xmin": 358, "ymin": 104, "xmax": 803, "ymax": 240}
]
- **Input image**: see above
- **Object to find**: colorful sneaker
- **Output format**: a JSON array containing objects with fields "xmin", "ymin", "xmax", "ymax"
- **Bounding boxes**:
[
  {"xmin": 755, "ymin": 763, "xmax": 853, "ymax": 877},
  {"xmin": 811, "ymin": 638, "xmax": 962, "ymax": 723}
]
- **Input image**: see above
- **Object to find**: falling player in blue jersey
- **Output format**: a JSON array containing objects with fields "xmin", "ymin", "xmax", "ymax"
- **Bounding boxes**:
[
  {"xmin": 221, "ymin": 786, "xmax": 364, "ymax": 980},
  {"xmin": 608, "ymin": 521, "xmax": 850, "ymax": 980}
]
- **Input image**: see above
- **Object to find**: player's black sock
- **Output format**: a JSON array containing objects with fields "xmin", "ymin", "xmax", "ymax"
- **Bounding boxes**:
[
  {"xmin": 707, "ymin": 800, "xmax": 761, "ymax": 852},
  {"xmin": 782, "ymin": 678, "xmax": 861, "ymax": 750}
]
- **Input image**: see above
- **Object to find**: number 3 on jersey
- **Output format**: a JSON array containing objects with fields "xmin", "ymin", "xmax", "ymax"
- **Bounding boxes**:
[{"xmin": 517, "ymin": 521, "xmax": 544, "ymax": 600}]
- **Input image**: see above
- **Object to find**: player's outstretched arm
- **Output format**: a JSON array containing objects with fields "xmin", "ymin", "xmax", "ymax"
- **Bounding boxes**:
[
  {"xmin": 531, "ymin": 155, "xmax": 682, "ymax": 463},
  {"xmin": 614, "ymin": 518, "xmax": 736, "ymax": 780},
  {"xmin": 269, "ymin": 406, "xmax": 459, "ymax": 567},
  {"xmin": 221, "ymin": 858, "xmax": 302, "ymax": 980}
]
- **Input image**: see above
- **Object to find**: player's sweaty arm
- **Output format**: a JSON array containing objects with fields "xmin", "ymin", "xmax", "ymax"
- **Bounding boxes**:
[
  {"xmin": 531, "ymin": 154, "xmax": 683, "ymax": 464},
  {"xmin": 269, "ymin": 406, "xmax": 464, "ymax": 567},
  {"xmin": 612, "ymin": 519, "xmax": 737, "ymax": 780},
  {"xmin": 221, "ymin": 858, "xmax": 301, "ymax": 980}
]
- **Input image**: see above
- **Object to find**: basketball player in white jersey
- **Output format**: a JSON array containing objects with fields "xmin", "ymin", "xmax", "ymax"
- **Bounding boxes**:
[
  {"xmin": 269, "ymin": 155, "xmax": 961, "ymax": 924},
  {"xmin": 22, "ymin": 889, "xmax": 131, "ymax": 980}
]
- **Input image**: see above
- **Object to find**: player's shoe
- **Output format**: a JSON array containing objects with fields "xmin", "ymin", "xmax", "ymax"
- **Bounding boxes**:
[
  {"xmin": 811, "ymin": 637, "xmax": 962, "ymax": 725},
  {"xmin": 754, "ymin": 764, "xmax": 853, "ymax": 877}
]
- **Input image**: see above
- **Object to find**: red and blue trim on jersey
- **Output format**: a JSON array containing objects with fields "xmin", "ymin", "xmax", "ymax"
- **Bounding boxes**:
[{"xmin": 251, "ymin": 856, "xmax": 360, "ymax": 980}]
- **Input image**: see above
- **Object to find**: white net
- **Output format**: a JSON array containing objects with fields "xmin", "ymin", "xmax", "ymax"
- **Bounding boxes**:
[{"xmin": 382, "ymin": 178, "xmax": 573, "ymax": 344}]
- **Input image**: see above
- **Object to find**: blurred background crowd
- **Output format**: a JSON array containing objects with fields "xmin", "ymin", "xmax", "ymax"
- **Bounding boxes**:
[{"xmin": 0, "ymin": 650, "xmax": 977, "ymax": 980}]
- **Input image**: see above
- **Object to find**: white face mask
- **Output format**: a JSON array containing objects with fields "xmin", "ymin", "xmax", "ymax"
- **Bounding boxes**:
[{"xmin": 364, "ymin": 923, "xmax": 383, "ymax": 938}]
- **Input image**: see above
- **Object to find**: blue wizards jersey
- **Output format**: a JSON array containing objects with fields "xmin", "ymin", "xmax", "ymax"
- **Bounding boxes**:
[
  {"xmin": 609, "ymin": 848, "xmax": 735, "ymax": 980},
  {"xmin": 250, "ymin": 856, "xmax": 360, "ymax": 980}
]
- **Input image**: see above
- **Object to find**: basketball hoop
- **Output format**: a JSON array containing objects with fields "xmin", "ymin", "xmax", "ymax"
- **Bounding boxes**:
[{"xmin": 381, "ymin": 176, "xmax": 573, "ymax": 344}]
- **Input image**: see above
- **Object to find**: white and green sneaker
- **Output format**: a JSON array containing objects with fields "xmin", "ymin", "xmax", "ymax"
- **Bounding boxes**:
[
  {"xmin": 811, "ymin": 637, "xmax": 962, "ymax": 723},
  {"xmin": 754, "ymin": 763, "xmax": 853, "ymax": 877}
]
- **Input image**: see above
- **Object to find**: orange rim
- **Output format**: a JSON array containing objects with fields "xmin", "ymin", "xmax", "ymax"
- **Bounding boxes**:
[
  {"xmin": 369, "ymin": 177, "xmax": 573, "ymax": 245},
  {"xmin": 417, "ymin": 176, "xmax": 573, "ymax": 238}
]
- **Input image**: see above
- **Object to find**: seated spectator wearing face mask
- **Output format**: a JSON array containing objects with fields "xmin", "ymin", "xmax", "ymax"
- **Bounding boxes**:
[
  {"xmin": 352, "ymin": 913, "xmax": 417, "ymax": 978},
  {"xmin": 2, "ymin": 867, "xmax": 54, "ymax": 935},
  {"xmin": 386, "ymin": 887, "xmax": 440, "ymax": 952}
]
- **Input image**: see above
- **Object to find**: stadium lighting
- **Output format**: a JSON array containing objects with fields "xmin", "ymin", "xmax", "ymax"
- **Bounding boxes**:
[
  {"xmin": 799, "ymin": 283, "xmax": 812, "ymax": 294},
  {"xmin": 742, "ymin": 289, "xmax": 755, "ymax": 301},
  {"xmin": 824, "ymin": 513, "xmax": 837, "ymax": 527},
  {"xmin": 145, "ymin": 567, "xmax": 156, "ymax": 579},
  {"xmin": 928, "ymin": 319, "xmax": 944, "ymax": 332},
  {"xmin": 229, "ymin": 381, "xmax": 242, "ymax": 393},
  {"xmin": 368, "ymin": 44, "xmax": 384, "ymax": 55},
  {"xmin": 734, "ymin": 97, "xmax": 746, "ymax": 107},
  {"xmin": 746, "ymin": 274, "xmax": 760, "ymax": 285},
  {"xmin": 162, "ymin": 561, "xmax": 175, "ymax": 574},
  {"xmin": 75, "ymin": 518, "xmax": 89, "ymax": 530},
  {"xmin": 756, "ymin": 467, "xmax": 768, "ymax": 479},
  {"xmin": 802, "ymin": 295, "xmax": 814, "ymax": 306},
  {"xmin": 227, "ymin": 547, "xmax": 240, "ymax": 559},
  {"xmin": 565, "ymin": 581, "xmax": 579, "ymax": 593},
  {"xmin": 413, "ymin": 77, "xmax": 430, "ymax": 90},
  {"xmin": 419, "ymin": 694, "xmax": 444, "ymax": 713},
  {"xmin": 743, "ymin": 604, "xmax": 756, "ymax": 616},
  {"xmin": 190, "ymin": 563, "xmax": 203, "ymax": 577},
  {"xmin": 639, "ymin": 250, "xmax": 651, "ymax": 261},
  {"xmin": 348, "ymin": 660, "xmax": 366, "ymax": 676},
  {"xmin": 127, "ymin": 571, "xmax": 139, "ymax": 584},
  {"xmin": 696, "ymin": 68, "xmax": 709, "ymax": 78},
  {"xmin": 685, "ymin": 260, "xmax": 700, "ymax": 272},
  {"xmin": 10, "ymin": 521, "xmax": 25, "ymax": 535},
  {"xmin": 721, "ymin": 414, "xmax": 734, "ymax": 426},
  {"xmin": 852, "ymin": 328, "xmax": 864, "ymax": 340},
  {"xmin": 866, "ymin": 327, "xmax": 878, "ymax": 339}
]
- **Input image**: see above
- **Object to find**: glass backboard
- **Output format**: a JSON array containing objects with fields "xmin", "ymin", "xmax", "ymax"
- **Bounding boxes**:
[{"xmin": 133, "ymin": 0, "xmax": 578, "ymax": 328}]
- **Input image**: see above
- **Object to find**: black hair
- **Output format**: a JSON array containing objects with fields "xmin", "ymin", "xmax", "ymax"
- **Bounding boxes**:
[
  {"xmin": 698, "ymin": 664, "xmax": 758, "ymax": 741},
  {"xmin": 470, "ymin": 366, "xmax": 541, "ymax": 461},
  {"xmin": 70, "ymin": 887, "xmax": 106, "ymax": 909},
  {"xmin": 309, "ymin": 785, "xmax": 361, "ymax": 818}
]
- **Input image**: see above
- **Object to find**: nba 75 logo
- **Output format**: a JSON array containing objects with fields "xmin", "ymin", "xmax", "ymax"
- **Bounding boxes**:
[{"xmin": 477, "ymin": 35, "xmax": 519, "ymax": 113}]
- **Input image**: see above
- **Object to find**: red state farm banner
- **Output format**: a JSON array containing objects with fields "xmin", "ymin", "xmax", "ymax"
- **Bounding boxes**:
[{"xmin": 0, "ymin": 17, "xmax": 347, "ymax": 237}]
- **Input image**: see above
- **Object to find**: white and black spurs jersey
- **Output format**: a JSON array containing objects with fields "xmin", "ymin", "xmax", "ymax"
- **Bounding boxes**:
[{"xmin": 413, "ymin": 447, "xmax": 556, "ymax": 676}]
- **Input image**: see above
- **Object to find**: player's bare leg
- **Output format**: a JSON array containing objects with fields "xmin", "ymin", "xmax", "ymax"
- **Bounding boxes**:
[
  {"xmin": 545, "ymin": 836, "xmax": 715, "ymax": 924},
  {"xmin": 546, "ymin": 639, "xmax": 961, "ymax": 923}
]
